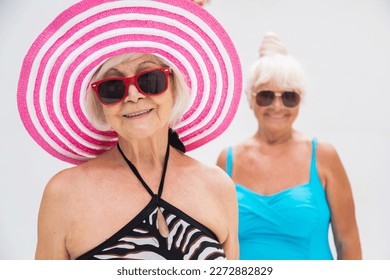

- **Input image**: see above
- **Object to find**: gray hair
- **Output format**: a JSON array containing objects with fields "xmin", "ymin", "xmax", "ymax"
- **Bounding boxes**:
[
  {"xmin": 85, "ymin": 53, "xmax": 190, "ymax": 131},
  {"xmin": 246, "ymin": 32, "xmax": 306, "ymax": 105}
]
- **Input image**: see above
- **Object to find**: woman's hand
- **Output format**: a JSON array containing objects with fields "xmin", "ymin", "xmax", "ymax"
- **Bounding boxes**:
[{"xmin": 192, "ymin": 0, "xmax": 210, "ymax": 6}]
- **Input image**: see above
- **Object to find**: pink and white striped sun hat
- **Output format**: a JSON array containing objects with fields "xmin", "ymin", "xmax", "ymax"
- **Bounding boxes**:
[{"xmin": 17, "ymin": 0, "xmax": 242, "ymax": 164}]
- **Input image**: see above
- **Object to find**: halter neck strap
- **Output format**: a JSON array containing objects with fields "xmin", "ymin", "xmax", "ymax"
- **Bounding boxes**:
[{"xmin": 117, "ymin": 139, "xmax": 170, "ymax": 198}]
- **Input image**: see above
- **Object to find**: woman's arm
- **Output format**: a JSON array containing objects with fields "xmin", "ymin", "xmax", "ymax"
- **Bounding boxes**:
[
  {"xmin": 221, "ymin": 183, "xmax": 239, "ymax": 259},
  {"xmin": 215, "ymin": 149, "xmax": 239, "ymax": 258},
  {"xmin": 35, "ymin": 172, "xmax": 71, "ymax": 259},
  {"xmin": 213, "ymin": 167, "xmax": 239, "ymax": 259},
  {"xmin": 317, "ymin": 142, "xmax": 362, "ymax": 259}
]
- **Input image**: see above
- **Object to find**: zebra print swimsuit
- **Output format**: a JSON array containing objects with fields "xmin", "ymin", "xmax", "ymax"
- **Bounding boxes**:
[{"xmin": 76, "ymin": 143, "xmax": 226, "ymax": 260}]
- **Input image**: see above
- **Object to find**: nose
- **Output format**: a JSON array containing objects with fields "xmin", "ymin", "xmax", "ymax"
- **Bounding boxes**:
[
  {"xmin": 123, "ymin": 84, "xmax": 146, "ymax": 103},
  {"xmin": 271, "ymin": 95, "xmax": 284, "ymax": 109}
]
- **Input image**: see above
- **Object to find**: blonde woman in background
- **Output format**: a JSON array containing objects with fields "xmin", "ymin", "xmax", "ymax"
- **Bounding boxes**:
[{"xmin": 217, "ymin": 32, "xmax": 361, "ymax": 260}]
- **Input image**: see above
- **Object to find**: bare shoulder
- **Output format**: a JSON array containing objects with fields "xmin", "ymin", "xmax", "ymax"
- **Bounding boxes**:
[
  {"xmin": 182, "ymin": 154, "xmax": 235, "ymax": 194},
  {"xmin": 216, "ymin": 144, "xmax": 238, "ymax": 171},
  {"xmin": 216, "ymin": 139, "xmax": 253, "ymax": 168},
  {"xmin": 45, "ymin": 162, "xmax": 89, "ymax": 193},
  {"xmin": 42, "ymin": 164, "xmax": 80, "ymax": 207},
  {"xmin": 38, "ymin": 158, "xmax": 107, "ymax": 229},
  {"xmin": 42, "ymin": 157, "xmax": 105, "ymax": 208},
  {"xmin": 44, "ymin": 166, "xmax": 79, "ymax": 199},
  {"xmin": 36, "ymin": 159, "xmax": 104, "ymax": 259},
  {"xmin": 315, "ymin": 140, "xmax": 348, "ymax": 188},
  {"xmin": 207, "ymin": 163, "xmax": 236, "ymax": 193},
  {"xmin": 316, "ymin": 140, "xmax": 342, "ymax": 165},
  {"xmin": 40, "ymin": 171, "xmax": 76, "ymax": 223}
]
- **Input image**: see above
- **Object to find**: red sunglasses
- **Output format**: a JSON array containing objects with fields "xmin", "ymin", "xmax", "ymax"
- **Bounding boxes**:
[{"xmin": 91, "ymin": 67, "xmax": 172, "ymax": 105}]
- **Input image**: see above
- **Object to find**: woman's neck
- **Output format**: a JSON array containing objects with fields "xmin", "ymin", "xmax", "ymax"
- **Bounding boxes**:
[
  {"xmin": 117, "ymin": 128, "xmax": 169, "ymax": 168},
  {"xmin": 255, "ymin": 127, "xmax": 295, "ymax": 145}
]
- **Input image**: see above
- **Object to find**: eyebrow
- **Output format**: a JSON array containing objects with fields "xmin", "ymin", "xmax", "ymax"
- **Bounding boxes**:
[
  {"xmin": 103, "ymin": 60, "xmax": 160, "ymax": 78},
  {"xmin": 138, "ymin": 60, "xmax": 159, "ymax": 68},
  {"xmin": 103, "ymin": 68, "xmax": 125, "ymax": 78},
  {"xmin": 136, "ymin": 60, "xmax": 161, "ymax": 72}
]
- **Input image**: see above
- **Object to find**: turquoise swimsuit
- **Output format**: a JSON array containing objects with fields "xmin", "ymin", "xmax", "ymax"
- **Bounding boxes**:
[{"xmin": 226, "ymin": 139, "xmax": 333, "ymax": 260}]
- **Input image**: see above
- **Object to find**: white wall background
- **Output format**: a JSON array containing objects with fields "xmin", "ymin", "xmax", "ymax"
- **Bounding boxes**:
[{"xmin": 0, "ymin": 0, "xmax": 389, "ymax": 260}]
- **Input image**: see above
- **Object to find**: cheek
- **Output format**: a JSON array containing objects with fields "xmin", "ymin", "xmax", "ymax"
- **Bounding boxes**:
[
  {"xmin": 291, "ymin": 107, "xmax": 300, "ymax": 118},
  {"xmin": 101, "ymin": 105, "xmax": 119, "ymax": 125},
  {"xmin": 252, "ymin": 104, "xmax": 265, "ymax": 116},
  {"xmin": 149, "ymin": 94, "xmax": 174, "ymax": 125},
  {"xmin": 160, "ymin": 92, "xmax": 174, "ymax": 110}
]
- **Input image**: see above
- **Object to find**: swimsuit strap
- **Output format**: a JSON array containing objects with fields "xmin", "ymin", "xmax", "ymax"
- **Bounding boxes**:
[
  {"xmin": 117, "ymin": 138, "xmax": 170, "ymax": 198},
  {"xmin": 309, "ymin": 137, "xmax": 319, "ymax": 183},
  {"xmin": 226, "ymin": 146, "xmax": 233, "ymax": 177}
]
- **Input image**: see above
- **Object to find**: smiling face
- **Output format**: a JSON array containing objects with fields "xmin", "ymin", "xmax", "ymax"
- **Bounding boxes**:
[
  {"xmin": 251, "ymin": 80, "xmax": 300, "ymax": 135},
  {"xmin": 100, "ymin": 54, "xmax": 174, "ymax": 141}
]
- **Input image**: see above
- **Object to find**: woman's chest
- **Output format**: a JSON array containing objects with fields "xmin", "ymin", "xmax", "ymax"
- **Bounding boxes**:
[
  {"xmin": 233, "ymin": 154, "xmax": 311, "ymax": 196},
  {"xmin": 66, "ymin": 179, "xmax": 226, "ymax": 258}
]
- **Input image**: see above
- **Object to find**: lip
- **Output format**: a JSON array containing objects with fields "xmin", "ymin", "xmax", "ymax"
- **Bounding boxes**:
[
  {"xmin": 122, "ymin": 108, "xmax": 153, "ymax": 118},
  {"xmin": 265, "ymin": 113, "xmax": 287, "ymax": 120}
]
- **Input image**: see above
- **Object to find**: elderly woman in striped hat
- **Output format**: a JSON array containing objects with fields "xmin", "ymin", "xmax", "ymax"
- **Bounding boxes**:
[{"xmin": 18, "ymin": 0, "xmax": 241, "ymax": 260}]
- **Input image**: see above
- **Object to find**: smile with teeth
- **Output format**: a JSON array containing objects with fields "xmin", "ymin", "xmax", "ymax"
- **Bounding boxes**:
[{"xmin": 123, "ymin": 109, "xmax": 153, "ymax": 118}]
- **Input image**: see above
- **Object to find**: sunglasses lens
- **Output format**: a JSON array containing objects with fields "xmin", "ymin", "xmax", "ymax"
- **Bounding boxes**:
[
  {"xmin": 256, "ymin": 91, "xmax": 275, "ymax": 106},
  {"xmin": 137, "ymin": 70, "xmax": 167, "ymax": 95},
  {"xmin": 93, "ymin": 68, "xmax": 169, "ymax": 105},
  {"xmin": 97, "ymin": 80, "xmax": 126, "ymax": 104},
  {"xmin": 282, "ymin": 91, "xmax": 300, "ymax": 107}
]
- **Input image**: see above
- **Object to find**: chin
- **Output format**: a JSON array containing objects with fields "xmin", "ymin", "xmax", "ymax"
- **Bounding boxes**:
[
  {"xmin": 265, "ymin": 122, "xmax": 291, "ymax": 131},
  {"xmin": 122, "ymin": 125, "xmax": 167, "ymax": 140}
]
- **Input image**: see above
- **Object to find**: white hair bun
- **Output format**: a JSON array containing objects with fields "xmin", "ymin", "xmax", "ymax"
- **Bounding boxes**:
[{"xmin": 259, "ymin": 32, "xmax": 288, "ymax": 57}]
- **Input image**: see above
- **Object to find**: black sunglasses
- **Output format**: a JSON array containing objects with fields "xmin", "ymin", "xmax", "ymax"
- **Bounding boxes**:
[
  {"xmin": 254, "ymin": 90, "xmax": 301, "ymax": 108},
  {"xmin": 91, "ymin": 67, "xmax": 172, "ymax": 105}
]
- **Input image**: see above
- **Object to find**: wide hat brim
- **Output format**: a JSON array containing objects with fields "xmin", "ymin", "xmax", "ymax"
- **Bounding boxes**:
[{"xmin": 17, "ymin": 0, "xmax": 242, "ymax": 164}]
